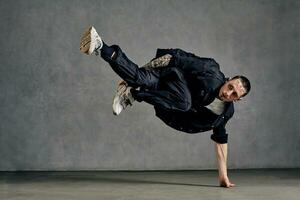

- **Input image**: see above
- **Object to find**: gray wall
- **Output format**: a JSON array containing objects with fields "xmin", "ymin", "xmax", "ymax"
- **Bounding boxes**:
[{"xmin": 0, "ymin": 0, "xmax": 299, "ymax": 171}]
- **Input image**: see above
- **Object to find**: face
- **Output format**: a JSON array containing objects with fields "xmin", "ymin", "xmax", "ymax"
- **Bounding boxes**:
[{"xmin": 218, "ymin": 78, "xmax": 246, "ymax": 102}]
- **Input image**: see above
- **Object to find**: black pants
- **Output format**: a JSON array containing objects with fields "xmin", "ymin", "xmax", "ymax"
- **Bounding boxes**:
[{"xmin": 101, "ymin": 45, "xmax": 192, "ymax": 112}]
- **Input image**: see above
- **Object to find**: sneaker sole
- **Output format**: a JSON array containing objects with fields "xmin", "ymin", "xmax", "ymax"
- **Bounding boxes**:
[
  {"xmin": 112, "ymin": 82, "xmax": 127, "ymax": 115},
  {"xmin": 112, "ymin": 95, "xmax": 122, "ymax": 115},
  {"xmin": 80, "ymin": 26, "xmax": 102, "ymax": 55},
  {"xmin": 80, "ymin": 27, "xmax": 92, "ymax": 54}
]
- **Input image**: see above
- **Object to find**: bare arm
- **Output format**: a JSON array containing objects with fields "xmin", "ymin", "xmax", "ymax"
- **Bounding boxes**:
[{"xmin": 214, "ymin": 142, "xmax": 236, "ymax": 188}]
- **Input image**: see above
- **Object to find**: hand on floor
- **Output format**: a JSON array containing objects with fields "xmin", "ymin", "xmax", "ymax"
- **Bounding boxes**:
[{"xmin": 219, "ymin": 177, "xmax": 236, "ymax": 188}]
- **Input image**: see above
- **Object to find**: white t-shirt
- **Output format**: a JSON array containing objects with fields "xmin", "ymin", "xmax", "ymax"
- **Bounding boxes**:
[{"xmin": 205, "ymin": 98, "xmax": 226, "ymax": 115}]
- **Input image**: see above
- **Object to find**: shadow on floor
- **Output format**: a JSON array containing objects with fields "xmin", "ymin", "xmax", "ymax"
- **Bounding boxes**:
[{"xmin": 1, "ymin": 171, "xmax": 219, "ymax": 188}]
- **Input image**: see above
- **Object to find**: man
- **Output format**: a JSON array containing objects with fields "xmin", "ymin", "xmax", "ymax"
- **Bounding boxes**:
[{"xmin": 80, "ymin": 26, "xmax": 251, "ymax": 188}]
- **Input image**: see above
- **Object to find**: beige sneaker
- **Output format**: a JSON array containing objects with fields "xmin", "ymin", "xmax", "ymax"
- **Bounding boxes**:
[
  {"xmin": 80, "ymin": 26, "xmax": 103, "ymax": 55},
  {"xmin": 112, "ymin": 80, "xmax": 135, "ymax": 115}
]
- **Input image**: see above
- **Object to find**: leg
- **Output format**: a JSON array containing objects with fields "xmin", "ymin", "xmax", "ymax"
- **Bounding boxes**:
[
  {"xmin": 79, "ymin": 26, "xmax": 191, "ymax": 114},
  {"xmin": 111, "ymin": 63, "xmax": 191, "ymax": 115},
  {"xmin": 132, "ymin": 68, "xmax": 192, "ymax": 112},
  {"xmin": 80, "ymin": 26, "xmax": 159, "ymax": 90},
  {"xmin": 111, "ymin": 57, "xmax": 191, "ymax": 114},
  {"xmin": 100, "ymin": 44, "xmax": 160, "ymax": 90}
]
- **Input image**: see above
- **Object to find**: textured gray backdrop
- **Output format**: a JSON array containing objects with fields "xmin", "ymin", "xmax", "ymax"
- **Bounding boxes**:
[{"xmin": 0, "ymin": 0, "xmax": 299, "ymax": 171}]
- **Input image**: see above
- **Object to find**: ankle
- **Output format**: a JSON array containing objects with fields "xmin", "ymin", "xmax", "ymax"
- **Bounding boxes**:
[{"xmin": 100, "ymin": 42, "xmax": 116, "ymax": 59}]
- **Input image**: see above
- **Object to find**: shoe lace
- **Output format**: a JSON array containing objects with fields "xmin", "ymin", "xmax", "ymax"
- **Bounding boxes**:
[
  {"xmin": 120, "ymin": 96, "xmax": 132, "ymax": 108},
  {"xmin": 120, "ymin": 87, "xmax": 134, "ymax": 108},
  {"xmin": 94, "ymin": 38, "xmax": 102, "ymax": 56}
]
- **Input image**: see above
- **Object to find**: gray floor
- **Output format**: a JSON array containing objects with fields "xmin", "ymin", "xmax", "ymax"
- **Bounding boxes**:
[{"xmin": 1, "ymin": 169, "xmax": 299, "ymax": 200}]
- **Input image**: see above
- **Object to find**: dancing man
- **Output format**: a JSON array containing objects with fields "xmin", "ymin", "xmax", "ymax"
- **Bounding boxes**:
[{"xmin": 80, "ymin": 26, "xmax": 251, "ymax": 188}]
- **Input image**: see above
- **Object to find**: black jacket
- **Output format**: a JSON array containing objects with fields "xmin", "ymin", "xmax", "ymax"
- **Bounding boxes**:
[{"xmin": 154, "ymin": 48, "xmax": 234, "ymax": 144}]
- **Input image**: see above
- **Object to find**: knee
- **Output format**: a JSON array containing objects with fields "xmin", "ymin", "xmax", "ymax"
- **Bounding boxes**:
[
  {"xmin": 180, "ymin": 87, "xmax": 192, "ymax": 111},
  {"xmin": 135, "ymin": 68, "xmax": 159, "ymax": 89},
  {"xmin": 178, "ymin": 97, "xmax": 192, "ymax": 112}
]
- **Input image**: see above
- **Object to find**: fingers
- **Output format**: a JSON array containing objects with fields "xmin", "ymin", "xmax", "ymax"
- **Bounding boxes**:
[
  {"xmin": 229, "ymin": 182, "xmax": 236, "ymax": 187},
  {"xmin": 226, "ymin": 182, "xmax": 235, "ymax": 188},
  {"xmin": 220, "ymin": 182, "xmax": 236, "ymax": 188}
]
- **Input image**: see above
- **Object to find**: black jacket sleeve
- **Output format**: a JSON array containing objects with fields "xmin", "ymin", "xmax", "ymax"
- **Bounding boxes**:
[
  {"xmin": 211, "ymin": 121, "xmax": 229, "ymax": 144},
  {"xmin": 210, "ymin": 106, "xmax": 234, "ymax": 144}
]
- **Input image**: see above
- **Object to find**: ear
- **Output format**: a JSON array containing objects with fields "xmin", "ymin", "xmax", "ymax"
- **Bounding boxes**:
[{"xmin": 234, "ymin": 98, "xmax": 242, "ymax": 102}]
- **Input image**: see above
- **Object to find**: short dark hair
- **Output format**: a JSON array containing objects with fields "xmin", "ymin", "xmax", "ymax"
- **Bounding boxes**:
[{"xmin": 230, "ymin": 75, "xmax": 251, "ymax": 97}]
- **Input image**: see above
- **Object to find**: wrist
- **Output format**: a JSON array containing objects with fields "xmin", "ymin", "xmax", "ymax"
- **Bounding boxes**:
[{"xmin": 219, "ymin": 174, "xmax": 228, "ymax": 180}]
